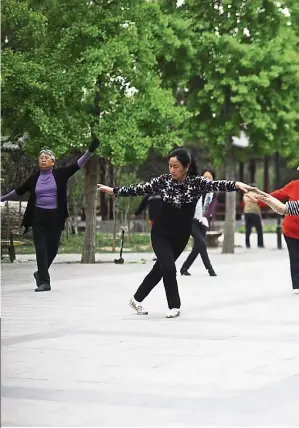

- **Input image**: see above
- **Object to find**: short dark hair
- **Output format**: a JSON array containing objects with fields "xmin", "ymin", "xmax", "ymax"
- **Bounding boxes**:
[
  {"xmin": 168, "ymin": 147, "xmax": 198, "ymax": 176},
  {"xmin": 201, "ymin": 168, "xmax": 215, "ymax": 180}
]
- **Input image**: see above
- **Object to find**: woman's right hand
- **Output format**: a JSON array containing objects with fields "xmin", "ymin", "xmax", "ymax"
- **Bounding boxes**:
[{"xmin": 97, "ymin": 184, "xmax": 114, "ymax": 195}]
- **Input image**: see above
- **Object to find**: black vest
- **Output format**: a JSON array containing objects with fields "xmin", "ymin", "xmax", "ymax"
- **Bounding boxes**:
[{"xmin": 15, "ymin": 163, "xmax": 80, "ymax": 232}]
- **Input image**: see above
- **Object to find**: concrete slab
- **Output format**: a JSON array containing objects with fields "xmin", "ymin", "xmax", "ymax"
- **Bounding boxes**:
[{"xmin": 1, "ymin": 235, "xmax": 299, "ymax": 426}]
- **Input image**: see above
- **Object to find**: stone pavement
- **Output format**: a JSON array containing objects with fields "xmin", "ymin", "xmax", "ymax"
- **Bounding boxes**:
[{"xmin": 1, "ymin": 234, "xmax": 299, "ymax": 426}]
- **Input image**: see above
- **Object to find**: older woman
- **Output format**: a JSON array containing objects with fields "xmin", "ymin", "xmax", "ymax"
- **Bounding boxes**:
[
  {"xmin": 249, "ymin": 185, "xmax": 299, "ymax": 295},
  {"xmin": 1, "ymin": 138, "xmax": 99, "ymax": 292}
]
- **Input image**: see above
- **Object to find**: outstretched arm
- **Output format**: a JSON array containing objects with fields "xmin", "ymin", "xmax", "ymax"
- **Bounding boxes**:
[
  {"xmin": 248, "ymin": 190, "xmax": 287, "ymax": 215},
  {"xmin": 1, "ymin": 174, "xmax": 33, "ymax": 201},
  {"xmin": 257, "ymin": 182, "xmax": 292, "ymax": 207},
  {"xmin": 64, "ymin": 137, "xmax": 100, "ymax": 178},
  {"xmin": 77, "ymin": 151, "xmax": 92, "ymax": 168},
  {"xmin": 251, "ymin": 190, "xmax": 299, "ymax": 216},
  {"xmin": 194, "ymin": 176, "xmax": 254, "ymax": 194},
  {"xmin": 98, "ymin": 175, "xmax": 166, "ymax": 197},
  {"xmin": 79, "ymin": 137, "xmax": 100, "ymax": 167},
  {"xmin": 1, "ymin": 190, "xmax": 21, "ymax": 202}
]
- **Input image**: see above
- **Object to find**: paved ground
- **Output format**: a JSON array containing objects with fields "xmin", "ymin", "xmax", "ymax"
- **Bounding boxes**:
[{"xmin": 1, "ymin": 234, "xmax": 299, "ymax": 427}]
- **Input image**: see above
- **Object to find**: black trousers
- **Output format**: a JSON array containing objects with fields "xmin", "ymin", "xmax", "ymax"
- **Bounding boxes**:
[
  {"xmin": 181, "ymin": 220, "xmax": 213, "ymax": 272},
  {"xmin": 284, "ymin": 235, "xmax": 299, "ymax": 290},
  {"xmin": 32, "ymin": 208, "xmax": 62, "ymax": 285},
  {"xmin": 245, "ymin": 213, "xmax": 264, "ymax": 248},
  {"xmin": 134, "ymin": 231, "xmax": 190, "ymax": 309}
]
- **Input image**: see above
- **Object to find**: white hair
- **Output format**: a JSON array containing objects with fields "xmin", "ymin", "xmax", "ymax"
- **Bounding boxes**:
[{"xmin": 39, "ymin": 149, "xmax": 56, "ymax": 162}]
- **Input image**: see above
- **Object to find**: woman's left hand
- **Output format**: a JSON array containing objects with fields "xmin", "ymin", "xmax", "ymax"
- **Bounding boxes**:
[
  {"xmin": 235, "ymin": 182, "xmax": 257, "ymax": 193},
  {"xmin": 97, "ymin": 184, "xmax": 114, "ymax": 195},
  {"xmin": 253, "ymin": 190, "xmax": 287, "ymax": 215}
]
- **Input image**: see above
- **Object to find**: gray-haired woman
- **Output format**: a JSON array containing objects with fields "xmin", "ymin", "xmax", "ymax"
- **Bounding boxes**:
[{"xmin": 1, "ymin": 138, "xmax": 100, "ymax": 291}]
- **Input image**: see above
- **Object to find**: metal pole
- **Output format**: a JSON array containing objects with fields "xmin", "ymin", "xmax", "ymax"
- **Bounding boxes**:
[{"xmin": 275, "ymin": 152, "xmax": 282, "ymax": 249}]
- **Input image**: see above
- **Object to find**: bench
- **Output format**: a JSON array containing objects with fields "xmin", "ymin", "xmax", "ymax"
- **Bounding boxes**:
[
  {"xmin": 206, "ymin": 231, "xmax": 222, "ymax": 248},
  {"xmin": 1, "ymin": 202, "xmax": 23, "ymax": 262}
]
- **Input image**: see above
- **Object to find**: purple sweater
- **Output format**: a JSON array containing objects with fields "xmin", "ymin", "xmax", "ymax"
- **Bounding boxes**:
[{"xmin": 1, "ymin": 151, "xmax": 91, "ymax": 208}]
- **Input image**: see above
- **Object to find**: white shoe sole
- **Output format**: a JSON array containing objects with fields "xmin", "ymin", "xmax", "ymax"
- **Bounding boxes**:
[
  {"xmin": 166, "ymin": 311, "xmax": 180, "ymax": 318},
  {"xmin": 129, "ymin": 300, "xmax": 148, "ymax": 315}
]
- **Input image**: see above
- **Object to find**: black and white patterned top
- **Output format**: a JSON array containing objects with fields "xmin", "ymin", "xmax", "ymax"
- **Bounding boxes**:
[
  {"xmin": 114, "ymin": 174, "xmax": 237, "ymax": 236},
  {"xmin": 113, "ymin": 174, "xmax": 236, "ymax": 208},
  {"xmin": 286, "ymin": 201, "xmax": 299, "ymax": 216}
]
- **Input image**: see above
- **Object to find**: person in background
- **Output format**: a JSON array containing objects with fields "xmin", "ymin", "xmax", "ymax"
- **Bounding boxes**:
[
  {"xmin": 241, "ymin": 183, "xmax": 264, "ymax": 248},
  {"xmin": 132, "ymin": 193, "xmax": 162, "ymax": 227},
  {"xmin": 1, "ymin": 138, "xmax": 100, "ymax": 292},
  {"xmin": 180, "ymin": 168, "xmax": 217, "ymax": 277},
  {"xmin": 132, "ymin": 192, "xmax": 162, "ymax": 261},
  {"xmin": 98, "ymin": 148, "xmax": 253, "ymax": 318}
]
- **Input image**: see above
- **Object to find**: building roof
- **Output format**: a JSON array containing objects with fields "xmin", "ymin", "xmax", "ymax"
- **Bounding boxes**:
[{"xmin": 1, "ymin": 134, "xmax": 29, "ymax": 152}]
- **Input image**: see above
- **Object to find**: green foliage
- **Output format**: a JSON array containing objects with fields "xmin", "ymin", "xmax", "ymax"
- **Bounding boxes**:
[
  {"xmin": 116, "ymin": 170, "xmax": 143, "ymax": 221},
  {"xmin": 2, "ymin": 0, "xmax": 187, "ymax": 164},
  {"xmin": 2, "ymin": 0, "xmax": 299, "ymax": 168},
  {"xmin": 18, "ymin": 232, "xmax": 154, "ymax": 254},
  {"xmin": 159, "ymin": 0, "xmax": 299, "ymax": 165}
]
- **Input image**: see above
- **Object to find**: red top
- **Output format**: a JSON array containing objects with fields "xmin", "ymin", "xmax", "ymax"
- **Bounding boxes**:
[{"xmin": 258, "ymin": 180, "xmax": 299, "ymax": 239}]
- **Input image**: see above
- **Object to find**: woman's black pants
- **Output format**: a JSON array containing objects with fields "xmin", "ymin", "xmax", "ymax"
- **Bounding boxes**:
[
  {"xmin": 284, "ymin": 235, "xmax": 299, "ymax": 290},
  {"xmin": 134, "ymin": 231, "xmax": 190, "ymax": 309},
  {"xmin": 32, "ymin": 208, "xmax": 62, "ymax": 285}
]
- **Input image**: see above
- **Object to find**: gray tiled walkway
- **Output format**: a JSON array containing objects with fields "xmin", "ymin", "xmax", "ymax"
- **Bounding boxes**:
[{"xmin": 1, "ymin": 239, "xmax": 299, "ymax": 426}]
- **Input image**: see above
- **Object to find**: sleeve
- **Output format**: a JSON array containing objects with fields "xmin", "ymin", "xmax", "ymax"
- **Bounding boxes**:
[
  {"xmin": 62, "ymin": 150, "xmax": 92, "ymax": 179},
  {"xmin": 205, "ymin": 195, "xmax": 217, "ymax": 217},
  {"xmin": 134, "ymin": 196, "xmax": 150, "ymax": 216},
  {"xmin": 194, "ymin": 176, "xmax": 237, "ymax": 194},
  {"xmin": 258, "ymin": 183, "xmax": 292, "ymax": 207},
  {"xmin": 113, "ymin": 175, "xmax": 166, "ymax": 197},
  {"xmin": 286, "ymin": 201, "xmax": 299, "ymax": 216},
  {"xmin": 1, "ymin": 190, "xmax": 21, "ymax": 202},
  {"xmin": 77, "ymin": 151, "xmax": 92, "ymax": 168},
  {"xmin": 15, "ymin": 175, "xmax": 33, "ymax": 196}
]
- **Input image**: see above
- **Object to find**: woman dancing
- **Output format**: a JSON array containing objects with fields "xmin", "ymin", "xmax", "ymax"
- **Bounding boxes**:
[
  {"xmin": 255, "ymin": 180, "xmax": 299, "ymax": 294},
  {"xmin": 98, "ymin": 148, "xmax": 253, "ymax": 318},
  {"xmin": 1, "ymin": 138, "xmax": 100, "ymax": 292}
]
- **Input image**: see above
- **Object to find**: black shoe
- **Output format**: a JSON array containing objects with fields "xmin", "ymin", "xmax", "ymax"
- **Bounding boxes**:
[
  {"xmin": 33, "ymin": 271, "xmax": 40, "ymax": 287},
  {"xmin": 208, "ymin": 269, "xmax": 217, "ymax": 277},
  {"xmin": 180, "ymin": 269, "xmax": 191, "ymax": 276},
  {"xmin": 35, "ymin": 284, "xmax": 51, "ymax": 292}
]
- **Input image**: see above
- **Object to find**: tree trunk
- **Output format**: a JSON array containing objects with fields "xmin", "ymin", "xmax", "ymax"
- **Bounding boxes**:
[
  {"xmin": 112, "ymin": 166, "xmax": 118, "ymax": 252},
  {"xmin": 112, "ymin": 199, "xmax": 117, "ymax": 252},
  {"xmin": 263, "ymin": 156, "xmax": 269, "ymax": 192},
  {"xmin": 81, "ymin": 156, "xmax": 98, "ymax": 263},
  {"xmin": 249, "ymin": 159, "xmax": 256, "ymax": 184},
  {"xmin": 222, "ymin": 154, "xmax": 237, "ymax": 254}
]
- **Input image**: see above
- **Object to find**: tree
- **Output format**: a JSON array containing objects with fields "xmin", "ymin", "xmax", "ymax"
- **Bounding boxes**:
[
  {"xmin": 158, "ymin": 0, "xmax": 299, "ymax": 252},
  {"xmin": 2, "ymin": 0, "xmax": 188, "ymax": 262}
]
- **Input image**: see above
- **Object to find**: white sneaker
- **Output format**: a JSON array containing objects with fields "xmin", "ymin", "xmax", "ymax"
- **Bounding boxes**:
[
  {"xmin": 293, "ymin": 289, "xmax": 299, "ymax": 295},
  {"xmin": 166, "ymin": 308, "xmax": 180, "ymax": 318},
  {"xmin": 129, "ymin": 297, "xmax": 148, "ymax": 315}
]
